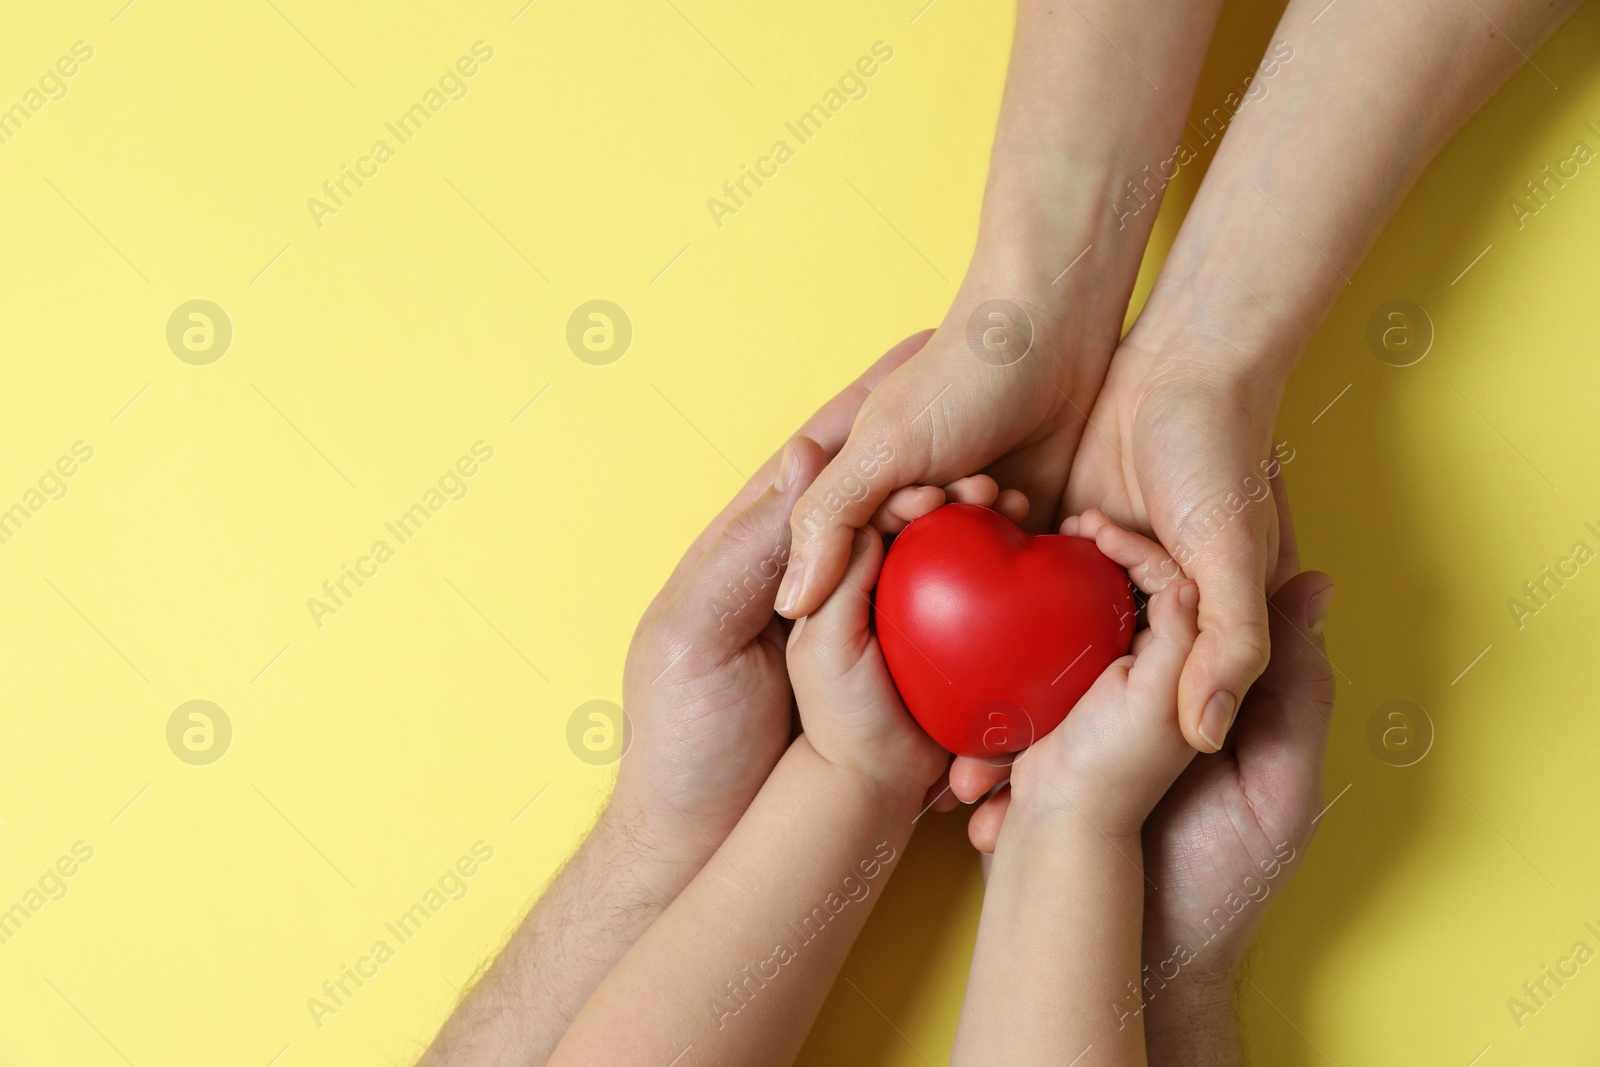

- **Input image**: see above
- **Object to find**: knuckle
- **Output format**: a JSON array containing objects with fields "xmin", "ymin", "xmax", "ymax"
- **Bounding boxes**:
[
  {"xmin": 796, "ymin": 427, "xmax": 906, "ymax": 538},
  {"xmin": 1310, "ymin": 662, "xmax": 1337, "ymax": 713},
  {"xmin": 1235, "ymin": 620, "xmax": 1273, "ymax": 671},
  {"xmin": 723, "ymin": 501, "xmax": 780, "ymax": 555},
  {"xmin": 1231, "ymin": 618, "xmax": 1273, "ymax": 676},
  {"xmin": 790, "ymin": 488, "xmax": 836, "ymax": 547}
]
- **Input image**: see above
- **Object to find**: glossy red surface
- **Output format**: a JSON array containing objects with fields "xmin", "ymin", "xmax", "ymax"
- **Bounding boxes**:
[{"xmin": 875, "ymin": 504, "xmax": 1135, "ymax": 757}]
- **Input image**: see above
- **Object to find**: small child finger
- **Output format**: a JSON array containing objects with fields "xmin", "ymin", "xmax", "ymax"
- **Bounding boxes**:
[
  {"xmin": 790, "ymin": 526, "xmax": 885, "ymax": 664},
  {"xmin": 1091, "ymin": 520, "xmax": 1182, "ymax": 596},
  {"xmin": 871, "ymin": 485, "xmax": 946, "ymax": 537},
  {"xmin": 967, "ymin": 787, "xmax": 1011, "ymax": 854},
  {"xmin": 942, "ymin": 474, "xmax": 1000, "ymax": 507},
  {"xmin": 949, "ymin": 752, "xmax": 1013, "ymax": 803},
  {"xmin": 995, "ymin": 488, "xmax": 1030, "ymax": 525},
  {"xmin": 1130, "ymin": 579, "xmax": 1200, "ymax": 693}
]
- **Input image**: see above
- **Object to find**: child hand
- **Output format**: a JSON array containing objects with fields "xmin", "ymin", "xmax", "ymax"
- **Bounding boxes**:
[
  {"xmin": 1001, "ymin": 511, "xmax": 1201, "ymax": 837},
  {"xmin": 948, "ymin": 518, "xmax": 1201, "ymax": 1067},
  {"xmin": 786, "ymin": 525, "xmax": 949, "ymax": 801},
  {"xmin": 869, "ymin": 473, "xmax": 1030, "ymax": 538}
]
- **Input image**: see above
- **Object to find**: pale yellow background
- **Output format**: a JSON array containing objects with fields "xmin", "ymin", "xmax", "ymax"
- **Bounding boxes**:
[{"xmin": 1, "ymin": 0, "xmax": 1598, "ymax": 1064}]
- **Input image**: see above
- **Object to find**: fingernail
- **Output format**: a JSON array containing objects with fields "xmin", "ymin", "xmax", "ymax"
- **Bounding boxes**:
[
  {"xmin": 775, "ymin": 561, "xmax": 805, "ymax": 615},
  {"xmin": 773, "ymin": 443, "xmax": 799, "ymax": 492},
  {"xmin": 1198, "ymin": 690, "xmax": 1238, "ymax": 752},
  {"xmin": 1178, "ymin": 582, "xmax": 1199, "ymax": 610},
  {"xmin": 1307, "ymin": 584, "xmax": 1335, "ymax": 635}
]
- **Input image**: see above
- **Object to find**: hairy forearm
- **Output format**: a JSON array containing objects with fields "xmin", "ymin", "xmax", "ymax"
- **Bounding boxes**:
[
  {"xmin": 1134, "ymin": 0, "xmax": 1583, "ymax": 374},
  {"xmin": 419, "ymin": 798, "xmax": 698, "ymax": 1066},
  {"xmin": 971, "ymin": 0, "xmax": 1226, "ymax": 334},
  {"xmin": 1142, "ymin": 974, "xmax": 1240, "ymax": 1067},
  {"xmin": 954, "ymin": 803, "xmax": 1148, "ymax": 1066},
  {"xmin": 549, "ymin": 737, "xmax": 923, "ymax": 1067}
]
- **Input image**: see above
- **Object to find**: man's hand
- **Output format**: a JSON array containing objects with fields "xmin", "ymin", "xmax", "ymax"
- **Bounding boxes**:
[{"xmin": 417, "ymin": 330, "xmax": 933, "ymax": 1066}]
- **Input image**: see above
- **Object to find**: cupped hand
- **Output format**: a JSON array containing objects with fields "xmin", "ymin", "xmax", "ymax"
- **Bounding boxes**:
[
  {"xmin": 775, "ymin": 280, "xmax": 1121, "ymax": 620},
  {"xmin": 1064, "ymin": 332, "xmax": 1293, "ymax": 751},
  {"xmin": 1000, "ymin": 512, "xmax": 1200, "ymax": 835},
  {"xmin": 777, "ymin": 286, "xmax": 1296, "ymax": 755},
  {"xmin": 608, "ymin": 331, "xmax": 934, "ymax": 858},
  {"xmin": 1131, "ymin": 483, "xmax": 1333, "ymax": 1005},
  {"xmin": 786, "ymin": 526, "xmax": 949, "ymax": 800},
  {"xmin": 959, "ymin": 482, "xmax": 1336, "ymax": 1003}
]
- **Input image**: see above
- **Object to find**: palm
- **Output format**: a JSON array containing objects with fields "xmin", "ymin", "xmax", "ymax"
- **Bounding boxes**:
[
  {"xmin": 1139, "ymin": 749, "xmax": 1297, "ymax": 973},
  {"xmin": 791, "ymin": 617, "xmax": 948, "ymax": 797},
  {"xmin": 1063, "ymin": 342, "xmax": 1280, "ymax": 563},
  {"xmin": 621, "ymin": 613, "xmax": 793, "ymax": 843},
  {"xmin": 1139, "ymin": 570, "xmax": 1334, "ymax": 976}
]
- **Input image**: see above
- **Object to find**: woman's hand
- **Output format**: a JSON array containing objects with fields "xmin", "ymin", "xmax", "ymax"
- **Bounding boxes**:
[
  {"xmin": 1064, "ymin": 331, "xmax": 1293, "ymax": 751},
  {"xmin": 774, "ymin": 0, "xmax": 1233, "ymax": 621},
  {"xmin": 773, "ymin": 267, "xmax": 1130, "ymax": 636},
  {"xmin": 780, "ymin": 290, "xmax": 1297, "ymax": 753}
]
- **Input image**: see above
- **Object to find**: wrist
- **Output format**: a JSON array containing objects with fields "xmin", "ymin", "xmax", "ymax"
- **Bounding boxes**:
[
  {"xmin": 792, "ymin": 734, "xmax": 931, "ymax": 829},
  {"xmin": 1006, "ymin": 773, "xmax": 1144, "ymax": 854},
  {"xmin": 1007, "ymin": 748, "xmax": 1156, "ymax": 843},
  {"xmin": 1122, "ymin": 200, "xmax": 1329, "ymax": 388},
  {"xmin": 1124, "ymin": 304, "xmax": 1299, "ymax": 387},
  {"xmin": 938, "ymin": 252, "xmax": 1120, "ymax": 427},
  {"xmin": 963, "ymin": 197, "xmax": 1136, "ymax": 359},
  {"xmin": 593, "ymin": 784, "xmax": 719, "ymax": 904},
  {"xmin": 1141, "ymin": 971, "xmax": 1240, "ymax": 1067}
]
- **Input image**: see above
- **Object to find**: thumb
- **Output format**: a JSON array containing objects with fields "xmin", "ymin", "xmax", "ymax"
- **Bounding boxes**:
[
  {"xmin": 1172, "ymin": 495, "xmax": 1279, "ymax": 753},
  {"xmin": 683, "ymin": 435, "xmax": 831, "ymax": 654},
  {"xmin": 775, "ymin": 381, "xmax": 944, "ymax": 620}
]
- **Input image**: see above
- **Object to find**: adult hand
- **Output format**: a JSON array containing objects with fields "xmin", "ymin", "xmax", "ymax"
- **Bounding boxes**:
[
  {"xmin": 775, "ymin": 280, "xmax": 1111, "ymax": 588},
  {"xmin": 420, "ymin": 331, "xmax": 945, "ymax": 1067},
  {"xmin": 609, "ymin": 329, "xmax": 950, "ymax": 860},
  {"xmin": 1056, "ymin": 0, "xmax": 1584, "ymax": 752},
  {"xmin": 1063, "ymin": 330, "xmax": 1292, "ymax": 750},
  {"xmin": 773, "ymin": 0, "xmax": 1232, "ymax": 625},
  {"xmin": 773, "ymin": 0, "xmax": 1266, "ymax": 746},
  {"xmin": 777, "ymin": 292, "xmax": 1294, "ymax": 752}
]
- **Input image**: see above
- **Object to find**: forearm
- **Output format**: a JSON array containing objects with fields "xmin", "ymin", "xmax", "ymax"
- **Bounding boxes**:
[
  {"xmin": 970, "ymin": 0, "xmax": 1225, "ymax": 340},
  {"xmin": 954, "ymin": 802, "xmax": 1148, "ymax": 1066},
  {"xmin": 549, "ymin": 737, "xmax": 923, "ymax": 1067},
  {"xmin": 1133, "ymin": 0, "xmax": 1583, "ymax": 374},
  {"xmin": 419, "ymin": 797, "xmax": 700, "ymax": 1065},
  {"xmin": 1142, "ymin": 974, "xmax": 1240, "ymax": 1067}
]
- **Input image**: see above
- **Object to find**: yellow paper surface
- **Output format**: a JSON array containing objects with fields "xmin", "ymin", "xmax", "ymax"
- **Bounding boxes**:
[{"xmin": 1, "ymin": 2, "xmax": 1597, "ymax": 1064}]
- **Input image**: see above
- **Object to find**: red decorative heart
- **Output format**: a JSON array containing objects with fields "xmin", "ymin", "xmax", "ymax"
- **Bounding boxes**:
[{"xmin": 874, "ymin": 503, "xmax": 1135, "ymax": 758}]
